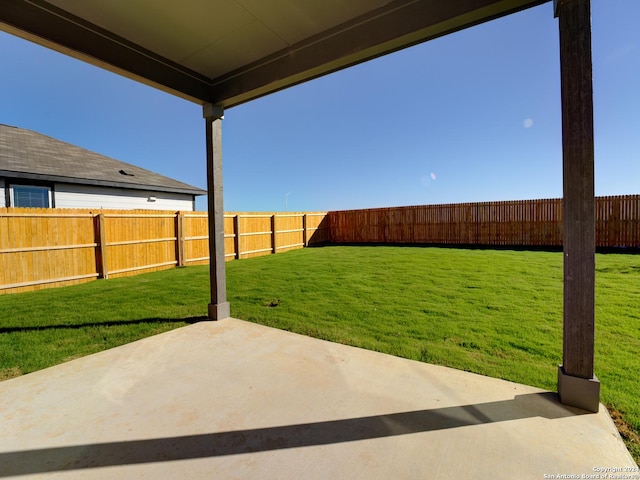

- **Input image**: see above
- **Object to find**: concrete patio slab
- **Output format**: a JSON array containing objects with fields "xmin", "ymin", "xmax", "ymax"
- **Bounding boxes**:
[{"xmin": 0, "ymin": 318, "xmax": 636, "ymax": 479}]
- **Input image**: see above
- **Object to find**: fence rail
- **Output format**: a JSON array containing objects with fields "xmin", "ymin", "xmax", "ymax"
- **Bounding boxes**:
[
  {"xmin": 328, "ymin": 195, "xmax": 640, "ymax": 248},
  {"xmin": 0, "ymin": 208, "xmax": 329, "ymax": 294}
]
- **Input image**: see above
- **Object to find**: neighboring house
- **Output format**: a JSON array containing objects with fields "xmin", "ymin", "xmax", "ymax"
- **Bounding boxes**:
[{"xmin": 0, "ymin": 124, "xmax": 205, "ymax": 210}]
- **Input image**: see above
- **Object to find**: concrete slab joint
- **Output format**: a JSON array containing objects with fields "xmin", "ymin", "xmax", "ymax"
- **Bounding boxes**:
[{"xmin": 558, "ymin": 365, "xmax": 600, "ymax": 413}]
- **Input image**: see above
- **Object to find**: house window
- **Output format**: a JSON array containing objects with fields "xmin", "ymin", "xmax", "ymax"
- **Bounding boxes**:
[{"xmin": 10, "ymin": 185, "xmax": 52, "ymax": 208}]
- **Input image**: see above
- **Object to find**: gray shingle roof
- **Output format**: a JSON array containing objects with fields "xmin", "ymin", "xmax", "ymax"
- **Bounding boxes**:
[{"xmin": 0, "ymin": 124, "xmax": 206, "ymax": 195}]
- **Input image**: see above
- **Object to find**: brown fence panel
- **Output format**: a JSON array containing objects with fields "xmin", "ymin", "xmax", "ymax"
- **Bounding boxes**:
[
  {"xmin": 101, "ymin": 210, "xmax": 178, "ymax": 278},
  {"xmin": 181, "ymin": 212, "xmax": 210, "ymax": 265},
  {"xmin": 0, "ymin": 208, "xmax": 98, "ymax": 293},
  {"xmin": 236, "ymin": 214, "xmax": 273, "ymax": 259},
  {"xmin": 274, "ymin": 214, "xmax": 304, "ymax": 254},
  {"xmin": 328, "ymin": 196, "xmax": 639, "ymax": 248},
  {"xmin": 305, "ymin": 213, "xmax": 330, "ymax": 244},
  {"xmin": 598, "ymin": 194, "xmax": 640, "ymax": 248}
]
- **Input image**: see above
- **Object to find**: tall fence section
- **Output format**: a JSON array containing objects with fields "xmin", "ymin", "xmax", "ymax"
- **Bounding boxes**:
[
  {"xmin": 0, "ymin": 209, "xmax": 329, "ymax": 294},
  {"xmin": 1, "ymin": 195, "xmax": 638, "ymax": 294},
  {"xmin": 328, "ymin": 195, "xmax": 640, "ymax": 249}
]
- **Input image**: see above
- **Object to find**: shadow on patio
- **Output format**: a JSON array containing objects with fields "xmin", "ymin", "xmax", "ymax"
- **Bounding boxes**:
[{"xmin": 0, "ymin": 392, "xmax": 580, "ymax": 476}]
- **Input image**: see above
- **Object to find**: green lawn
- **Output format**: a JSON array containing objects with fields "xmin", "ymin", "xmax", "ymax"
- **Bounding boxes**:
[{"xmin": 1, "ymin": 246, "xmax": 638, "ymax": 461}]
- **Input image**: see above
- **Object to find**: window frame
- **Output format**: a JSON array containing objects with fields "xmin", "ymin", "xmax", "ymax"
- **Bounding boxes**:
[{"xmin": 7, "ymin": 181, "xmax": 55, "ymax": 208}]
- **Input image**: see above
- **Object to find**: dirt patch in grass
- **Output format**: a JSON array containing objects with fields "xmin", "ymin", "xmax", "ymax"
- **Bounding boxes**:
[
  {"xmin": 62, "ymin": 354, "xmax": 85, "ymax": 363},
  {"xmin": 265, "ymin": 299, "xmax": 280, "ymax": 308},
  {"xmin": 609, "ymin": 407, "xmax": 640, "ymax": 465},
  {"xmin": 0, "ymin": 367, "xmax": 23, "ymax": 381}
]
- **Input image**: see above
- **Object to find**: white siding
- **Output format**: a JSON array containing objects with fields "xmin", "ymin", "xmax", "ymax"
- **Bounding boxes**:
[
  {"xmin": 54, "ymin": 183, "xmax": 196, "ymax": 211},
  {"xmin": 0, "ymin": 179, "xmax": 5, "ymax": 207}
]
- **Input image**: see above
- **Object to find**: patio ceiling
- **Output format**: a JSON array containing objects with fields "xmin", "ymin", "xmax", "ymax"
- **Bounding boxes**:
[{"xmin": 1, "ymin": 0, "xmax": 547, "ymax": 108}]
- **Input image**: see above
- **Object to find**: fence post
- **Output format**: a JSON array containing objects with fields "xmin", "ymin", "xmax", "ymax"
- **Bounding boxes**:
[
  {"xmin": 234, "ymin": 214, "xmax": 241, "ymax": 259},
  {"xmin": 271, "ymin": 214, "xmax": 277, "ymax": 254},
  {"xmin": 302, "ymin": 214, "xmax": 308, "ymax": 247},
  {"xmin": 97, "ymin": 213, "xmax": 108, "ymax": 279},
  {"xmin": 176, "ymin": 212, "xmax": 185, "ymax": 267},
  {"xmin": 93, "ymin": 213, "xmax": 102, "ymax": 279}
]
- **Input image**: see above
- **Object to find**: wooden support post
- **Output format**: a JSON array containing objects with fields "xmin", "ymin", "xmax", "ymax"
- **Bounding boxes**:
[
  {"xmin": 204, "ymin": 104, "xmax": 230, "ymax": 320},
  {"xmin": 555, "ymin": 0, "xmax": 599, "ymax": 412},
  {"xmin": 271, "ymin": 215, "xmax": 277, "ymax": 254},
  {"xmin": 234, "ymin": 215, "xmax": 241, "ymax": 259}
]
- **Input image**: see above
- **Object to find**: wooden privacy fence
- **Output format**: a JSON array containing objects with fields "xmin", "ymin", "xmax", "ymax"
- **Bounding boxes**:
[
  {"xmin": 0, "ymin": 208, "xmax": 329, "ymax": 294},
  {"xmin": 1, "ymin": 195, "xmax": 638, "ymax": 295},
  {"xmin": 328, "ymin": 195, "xmax": 640, "ymax": 248},
  {"xmin": 182, "ymin": 212, "xmax": 329, "ymax": 264}
]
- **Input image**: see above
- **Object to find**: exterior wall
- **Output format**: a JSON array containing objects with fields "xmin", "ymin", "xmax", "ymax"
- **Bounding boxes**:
[
  {"xmin": 54, "ymin": 183, "xmax": 196, "ymax": 211},
  {"xmin": 0, "ymin": 179, "xmax": 5, "ymax": 207}
]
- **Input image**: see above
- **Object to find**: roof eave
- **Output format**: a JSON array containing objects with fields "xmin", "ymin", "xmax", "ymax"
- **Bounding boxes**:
[{"xmin": 0, "ymin": 170, "xmax": 206, "ymax": 196}]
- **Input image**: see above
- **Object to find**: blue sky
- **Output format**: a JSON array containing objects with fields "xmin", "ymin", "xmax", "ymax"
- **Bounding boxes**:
[{"xmin": 1, "ymin": 0, "xmax": 638, "ymax": 212}]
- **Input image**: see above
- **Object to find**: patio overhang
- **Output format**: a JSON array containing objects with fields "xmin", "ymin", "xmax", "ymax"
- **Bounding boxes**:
[
  {"xmin": 1, "ymin": 0, "xmax": 547, "ymax": 107},
  {"xmin": 0, "ymin": 0, "xmax": 599, "ymax": 411}
]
